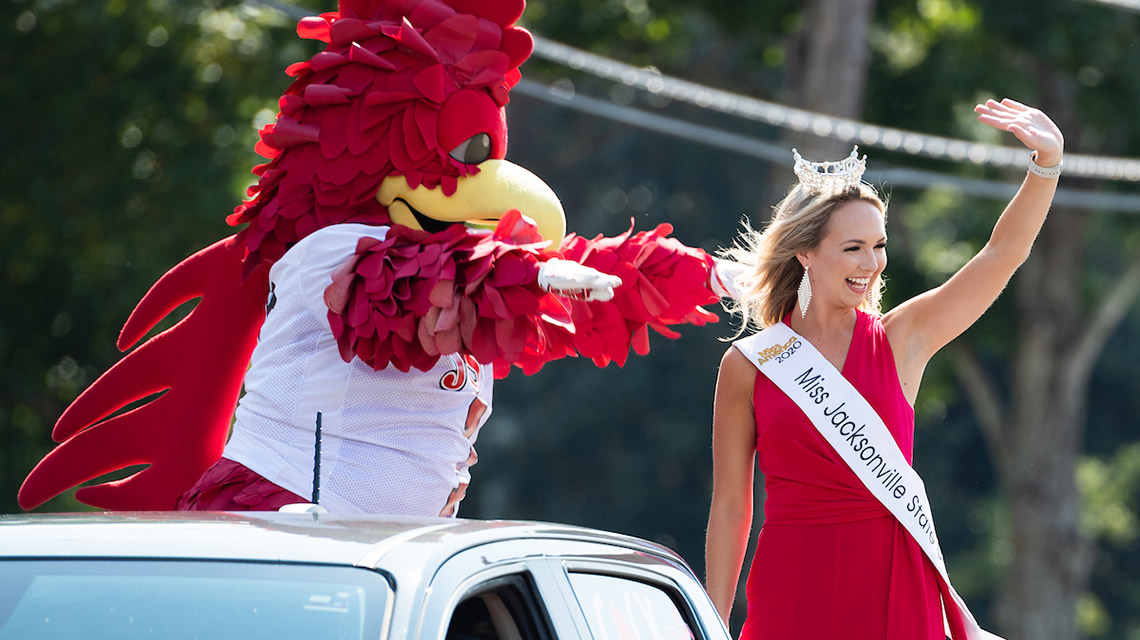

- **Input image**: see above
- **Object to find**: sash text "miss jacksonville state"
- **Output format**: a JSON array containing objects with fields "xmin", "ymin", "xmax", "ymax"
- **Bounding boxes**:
[{"xmin": 794, "ymin": 367, "xmax": 938, "ymax": 546}]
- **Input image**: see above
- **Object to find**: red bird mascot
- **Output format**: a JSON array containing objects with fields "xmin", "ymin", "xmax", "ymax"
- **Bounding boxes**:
[{"xmin": 20, "ymin": 0, "xmax": 722, "ymax": 516}]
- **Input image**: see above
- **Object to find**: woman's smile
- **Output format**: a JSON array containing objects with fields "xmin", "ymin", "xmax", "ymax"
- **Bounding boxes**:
[{"xmin": 846, "ymin": 276, "xmax": 871, "ymax": 293}]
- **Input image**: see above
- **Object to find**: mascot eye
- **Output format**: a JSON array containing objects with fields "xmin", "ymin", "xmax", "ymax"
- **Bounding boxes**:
[{"xmin": 449, "ymin": 133, "xmax": 492, "ymax": 165}]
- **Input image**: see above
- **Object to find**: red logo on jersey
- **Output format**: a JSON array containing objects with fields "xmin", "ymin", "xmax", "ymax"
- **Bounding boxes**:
[{"xmin": 439, "ymin": 354, "xmax": 481, "ymax": 391}]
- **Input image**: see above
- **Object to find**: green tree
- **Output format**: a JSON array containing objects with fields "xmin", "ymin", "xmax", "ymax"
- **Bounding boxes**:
[{"xmin": 0, "ymin": 0, "xmax": 321, "ymax": 512}]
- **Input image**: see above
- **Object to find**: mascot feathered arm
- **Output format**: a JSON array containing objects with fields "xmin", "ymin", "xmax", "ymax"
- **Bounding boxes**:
[{"xmin": 322, "ymin": 209, "xmax": 719, "ymax": 378}]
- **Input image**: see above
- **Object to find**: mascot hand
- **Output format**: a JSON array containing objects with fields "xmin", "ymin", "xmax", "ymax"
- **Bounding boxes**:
[
  {"xmin": 538, "ymin": 258, "xmax": 622, "ymax": 302},
  {"xmin": 710, "ymin": 258, "xmax": 746, "ymax": 300}
]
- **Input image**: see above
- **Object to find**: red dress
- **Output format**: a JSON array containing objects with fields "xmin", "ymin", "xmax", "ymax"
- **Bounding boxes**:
[{"xmin": 738, "ymin": 311, "xmax": 966, "ymax": 639}]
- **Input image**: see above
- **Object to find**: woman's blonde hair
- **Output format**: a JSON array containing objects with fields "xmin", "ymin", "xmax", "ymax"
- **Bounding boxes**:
[{"xmin": 719, "ymin": 182, "xmax": 887, "ymax": 335}]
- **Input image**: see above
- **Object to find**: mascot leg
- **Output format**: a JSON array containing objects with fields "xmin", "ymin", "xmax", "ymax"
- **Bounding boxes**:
[{"xmin": 176, "ymin": 458, "xmax": 305, "ymax": 511}]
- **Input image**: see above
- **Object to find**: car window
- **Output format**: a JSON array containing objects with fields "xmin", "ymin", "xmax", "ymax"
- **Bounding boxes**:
[
  {"xmin": 0, "ymin": 559, "xmax": 390, "ymax": 640},
  {"xmin": 445, "ymin": 575, "xmax": 552, "ymax": 640},
  {"xmin": 566, "ymin": 572, "xmax": 695, "ymax": 640}
]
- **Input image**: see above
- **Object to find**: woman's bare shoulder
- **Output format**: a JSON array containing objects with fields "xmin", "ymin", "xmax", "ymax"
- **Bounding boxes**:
[
  {"xmin": 719, "ymin": 343, "xmax": 758, "ymax": 388},
  {"xmin": 881, "ymin": 302, "xmax": 918, "ymax": 350}
]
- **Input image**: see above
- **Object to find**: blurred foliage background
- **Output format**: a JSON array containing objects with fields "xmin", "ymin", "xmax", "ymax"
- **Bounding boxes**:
[{"xmin": 2, "ymin": 1, "xmax": 1139, "ymax": 638}]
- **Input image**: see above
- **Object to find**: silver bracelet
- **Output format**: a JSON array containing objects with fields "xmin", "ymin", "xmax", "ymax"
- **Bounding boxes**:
[{"xmin": 1028, "ymin": 153, "xmax": 1062, "ymax": 179}]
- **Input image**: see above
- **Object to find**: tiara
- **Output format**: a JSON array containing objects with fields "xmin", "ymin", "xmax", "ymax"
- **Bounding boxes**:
[{"xmin": 792, "ymin": 146, "xmax": 867, "ymax": 191}]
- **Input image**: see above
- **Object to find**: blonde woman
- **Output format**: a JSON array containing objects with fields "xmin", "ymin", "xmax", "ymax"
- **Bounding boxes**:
[{"xmin": 705, "ymin": 98, "xmax": 1062, "ymax": 639}]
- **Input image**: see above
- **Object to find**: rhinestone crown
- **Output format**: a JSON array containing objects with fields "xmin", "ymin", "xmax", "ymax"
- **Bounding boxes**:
[{"xmin": 792, "ymin": 146, "xmax": 867, "ymax": 191}]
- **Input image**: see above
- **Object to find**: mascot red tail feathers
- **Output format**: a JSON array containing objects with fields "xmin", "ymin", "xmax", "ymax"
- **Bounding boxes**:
[{"xmin": 18, "ymin": 0, "xmax": 719, "ymax": 511}]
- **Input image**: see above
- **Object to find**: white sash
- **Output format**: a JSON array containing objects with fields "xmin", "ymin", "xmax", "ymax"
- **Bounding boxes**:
[{"xmin": 736, "ymin": 322, "xmax": 1002, "ymax": 640}]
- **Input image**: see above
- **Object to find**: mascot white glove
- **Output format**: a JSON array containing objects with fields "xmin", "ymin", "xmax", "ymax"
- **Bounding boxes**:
[
  {"xmin": 709, "ymin": 258, "xmax": 746, "ymax": 300},
  {"xmin": 538, "ymin": 258, "xmax": 623, "ymax": 302}
]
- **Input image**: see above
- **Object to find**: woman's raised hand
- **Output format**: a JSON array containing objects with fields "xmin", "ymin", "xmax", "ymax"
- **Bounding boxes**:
[{"xmin": 975, "ymin": 98, "xmax": 1064, "ymax": 167}]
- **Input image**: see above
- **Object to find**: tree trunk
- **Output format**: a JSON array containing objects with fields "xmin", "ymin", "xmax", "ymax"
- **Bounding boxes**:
[
  {"xmin": 993, "ymin": 206, "xmax": 1095, "ymax": 640},
  {"xmin": 783, "ymin": 0, "xmax": 876, "ymax": 161}
]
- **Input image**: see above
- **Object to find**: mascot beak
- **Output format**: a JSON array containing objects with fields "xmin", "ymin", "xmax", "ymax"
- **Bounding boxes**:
[{"xmin": 378, "ymin": 159, "xmax": 567, "ymax": 248}]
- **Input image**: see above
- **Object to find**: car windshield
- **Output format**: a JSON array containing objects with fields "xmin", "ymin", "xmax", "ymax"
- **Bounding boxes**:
[{"xmin": 0, "ymin": 559, "xmax": 390, "ymax": 640}]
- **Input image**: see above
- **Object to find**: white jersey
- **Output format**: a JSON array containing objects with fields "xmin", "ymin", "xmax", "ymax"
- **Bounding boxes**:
[{"xmin": 223, "ymin": 223, "xmax": 494, "ymax": 516}]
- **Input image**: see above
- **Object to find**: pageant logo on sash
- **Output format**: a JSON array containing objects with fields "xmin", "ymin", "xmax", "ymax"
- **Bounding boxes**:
[
  {"xmin": 735, "ymin": 322, "xmax": 1003, "ymax": 640},
  {"xmin": 754, "ymin": 337, "xmax": 799, "ymax": 366}
]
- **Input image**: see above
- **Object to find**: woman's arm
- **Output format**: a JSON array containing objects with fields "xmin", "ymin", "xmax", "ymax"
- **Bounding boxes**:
[
  {"xmin": 705, "ymin": 347, "xmax": 760, "ymax": 625},
  {"xmin": 885, "ymin": 98, "xmax": 1064, "ymax": 402}
]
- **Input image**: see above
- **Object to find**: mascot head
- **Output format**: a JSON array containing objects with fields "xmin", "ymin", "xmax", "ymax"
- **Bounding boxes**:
[{"xmin": 228, "ymin": 0, "xmax": 565, "ymax": 272}]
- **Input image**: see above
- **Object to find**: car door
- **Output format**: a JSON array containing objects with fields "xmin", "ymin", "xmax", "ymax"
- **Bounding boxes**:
[
  {"xmin": 530, "ymin": 539, "xmax": 733, "ymax": 640},
  {"xmin": 415, "ymin": 536, "xmax": 730, "ymax": 640},
  {"xmin": 414, "ymin": 539, "xmax": 581, "ymax": 640}
]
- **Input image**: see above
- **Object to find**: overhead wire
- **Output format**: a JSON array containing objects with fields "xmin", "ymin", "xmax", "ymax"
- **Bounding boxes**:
[
  {"xmin": 513, "ymin": 79, "xmax": 1140, "ymax": 212},
  {"xmin": 245, "ymin": 0, "xmax": 1140, "ymax": 211},
  {"xmin": 529, "ymin": 36, "xmax": 1140, "ymax": 184},
  {"xmin": 1079, "ymin": 0, "xmax": 1140, "ymax": 13}
]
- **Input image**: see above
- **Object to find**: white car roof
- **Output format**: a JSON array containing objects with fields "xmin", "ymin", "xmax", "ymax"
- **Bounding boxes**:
[{"xmin": 0, "ymin": 511, "xmax": 681, "ymax": 573}]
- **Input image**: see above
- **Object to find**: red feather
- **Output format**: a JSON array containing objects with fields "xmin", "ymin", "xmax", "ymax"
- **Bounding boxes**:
[{"xmin": 18, "ymin": 238, "xmax": 269, "ymax": 510}]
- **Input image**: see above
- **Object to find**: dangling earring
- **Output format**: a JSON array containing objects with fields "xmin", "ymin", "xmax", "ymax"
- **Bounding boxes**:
[{"xmin": 798, "ymin": 265, "xmax": 812, "ymax": 318}]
